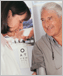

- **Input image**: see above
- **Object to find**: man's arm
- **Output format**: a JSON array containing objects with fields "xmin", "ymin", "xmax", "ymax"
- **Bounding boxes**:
[{"xmin": 31, "ymin": 42, "xmax": 46, "ymax": 75}]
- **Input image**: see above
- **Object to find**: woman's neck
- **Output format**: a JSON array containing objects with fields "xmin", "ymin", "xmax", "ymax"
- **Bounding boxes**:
[{"xmin": 2, "ymin": 34, "xmax": 7, "ymax": 36}]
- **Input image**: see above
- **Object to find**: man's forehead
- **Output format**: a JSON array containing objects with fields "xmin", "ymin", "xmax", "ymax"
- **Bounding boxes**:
[
  {"xmin": 42, "ymin": 9, "xmax": 56, "ymax": 14},
  {"xmin": 41, "ymin": 9, "xmax": 57, "ymax": 18}
]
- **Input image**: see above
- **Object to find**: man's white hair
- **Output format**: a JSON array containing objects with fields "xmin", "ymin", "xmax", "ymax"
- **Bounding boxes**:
[{"xmin": 41, "ymin": 2, "xmax": 62, "ymax": 17}]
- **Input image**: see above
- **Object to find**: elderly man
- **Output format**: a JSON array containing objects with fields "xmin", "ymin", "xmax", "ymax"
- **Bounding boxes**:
[{"xmin": 31, "ymin": 2, "xmax": 62, "ymax": 75}]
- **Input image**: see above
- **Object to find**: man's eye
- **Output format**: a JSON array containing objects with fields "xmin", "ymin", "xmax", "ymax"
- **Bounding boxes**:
[
  {"xmin": 41, "ymin": 19, "xmax": 44, "ymax": 21},
  {"xmin": 49, "ymin": 18, "xmax": 51, "ymax": 20},
  {"xmin": 49, "ymin": 17, "xmax": 52, "ymax": 20}
]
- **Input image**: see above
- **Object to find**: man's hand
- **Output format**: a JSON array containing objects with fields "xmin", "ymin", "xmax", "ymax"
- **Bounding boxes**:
[{"xmin": 32, "ymin": 72, "xmax": 37, "ymax": 75}]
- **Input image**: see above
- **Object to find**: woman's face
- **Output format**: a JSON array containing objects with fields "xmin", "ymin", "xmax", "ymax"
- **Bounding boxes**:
[{"xmin": 7, "ymin": 10, "xmax": 27, "ymax": 36}]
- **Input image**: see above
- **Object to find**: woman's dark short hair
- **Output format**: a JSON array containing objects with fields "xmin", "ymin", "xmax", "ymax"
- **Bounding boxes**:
[{"xmin": 1, "ymin": 1, "xmax": 31, "ymax": 34}]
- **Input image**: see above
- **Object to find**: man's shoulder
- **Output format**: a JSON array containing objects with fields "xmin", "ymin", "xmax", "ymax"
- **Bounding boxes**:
[
  {"xmin": 37, "ymin": 34, "xmax": 48, "ymax": 42},
  {"xmin": 34, "ymin": 34, "xmax": 50, "ymax": 50}
]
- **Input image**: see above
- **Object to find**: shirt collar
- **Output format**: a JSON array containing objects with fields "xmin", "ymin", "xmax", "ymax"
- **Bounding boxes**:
[
  {"xmin": 46, "ymin": 34, "xmax": 62, "ymax": 47},
  {"xmin": 46, "ymin": 34, "xmax": 56, "ymax": 43}
]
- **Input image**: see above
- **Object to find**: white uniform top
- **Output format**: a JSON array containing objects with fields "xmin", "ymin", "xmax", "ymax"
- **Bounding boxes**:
[{"xmin": 1, "ymin": 34, "xmax": 21, "ymax": 75}]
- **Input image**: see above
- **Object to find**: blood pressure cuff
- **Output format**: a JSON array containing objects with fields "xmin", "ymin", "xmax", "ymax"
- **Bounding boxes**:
[{"xmin": 31, "ymin": 43, "xmax": 45, "ymax": 71}]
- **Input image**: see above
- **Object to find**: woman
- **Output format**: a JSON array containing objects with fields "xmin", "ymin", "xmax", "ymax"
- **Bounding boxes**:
[{"xmin": 1, "ymin": 1, "xmax": 31, "ymax": 75}]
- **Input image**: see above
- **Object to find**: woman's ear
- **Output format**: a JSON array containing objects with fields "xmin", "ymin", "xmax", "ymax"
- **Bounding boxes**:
[{"xmin": 8, "ymin": 10, "xmax": 12, "ymax": 18}]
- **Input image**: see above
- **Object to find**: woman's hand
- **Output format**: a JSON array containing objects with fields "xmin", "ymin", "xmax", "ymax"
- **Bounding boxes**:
[
  {"xmin": 13, "ymin": 28, "xmax": 34, "ymax": 41},
  {"xmin": 6, "ymin": 28, "xmax": 34, "ymax": 41}
]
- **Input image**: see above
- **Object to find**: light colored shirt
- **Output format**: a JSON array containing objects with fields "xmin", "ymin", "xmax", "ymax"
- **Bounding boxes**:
[
  {"xmin": 31, "ymin": 34, "xmax": 62, "ymax": 75},
  {"xmin": 1, "ymin": 34, "xmax": 21, "ymax": 75}
]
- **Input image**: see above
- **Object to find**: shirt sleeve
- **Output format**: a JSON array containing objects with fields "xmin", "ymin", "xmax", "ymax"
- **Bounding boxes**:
[{"xmin": 31, "ymin": 43, "xmax": 46, "ymax": 71}]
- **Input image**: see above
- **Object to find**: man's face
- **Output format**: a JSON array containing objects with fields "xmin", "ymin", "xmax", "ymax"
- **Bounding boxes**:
[{"xmin": 41, "ymin": 9, "xmax": 62, "ymax": 37}]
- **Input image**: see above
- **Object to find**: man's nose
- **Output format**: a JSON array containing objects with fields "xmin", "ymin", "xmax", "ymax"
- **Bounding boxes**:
[{"xmin": 45, "ymin": 20, "xmax": 49, "ymax": 28}]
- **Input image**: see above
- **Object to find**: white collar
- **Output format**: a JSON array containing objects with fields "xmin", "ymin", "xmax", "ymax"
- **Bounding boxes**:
[{"xmin": 1, "ymin": 34, "xmax": 8, "ymax": 46}]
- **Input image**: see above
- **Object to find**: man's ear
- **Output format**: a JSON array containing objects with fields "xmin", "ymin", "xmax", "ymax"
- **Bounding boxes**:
[
  {"xmin": 60, "ymin": 15, "xmax": 62, "ymax": 18},
  {"xmin": 60, "ymin": 16, "xmax": 62, "ymax": 25}
]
